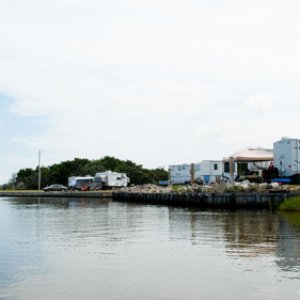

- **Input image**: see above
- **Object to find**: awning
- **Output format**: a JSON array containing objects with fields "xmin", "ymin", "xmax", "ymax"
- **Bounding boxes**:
[{"xmin": 224, "ymin": 148, "xmax": 273, "ymax": 162}]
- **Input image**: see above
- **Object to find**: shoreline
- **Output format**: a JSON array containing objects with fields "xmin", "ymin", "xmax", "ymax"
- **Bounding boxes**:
[
  {"xmin": 113, "ymin": 191, "xmax": 290, "ymax": 209},
  {"xmin": 0, "ymin": 190, "xmax": 113, "ymax": 198},
  {"xmin": 1, "ymin": 190, "xmax": 298, "ymax": 210}
]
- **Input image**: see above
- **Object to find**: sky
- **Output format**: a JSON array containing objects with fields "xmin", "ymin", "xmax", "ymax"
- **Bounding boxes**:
[{"xmin": 1, "ymin": 0, "xmax": 300, "ymax": 184}]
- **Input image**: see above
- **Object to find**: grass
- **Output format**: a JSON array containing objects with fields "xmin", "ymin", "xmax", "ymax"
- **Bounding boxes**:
[{"xmin": 279, "ymin": 196, "xmax": 300, "ymax": 212}]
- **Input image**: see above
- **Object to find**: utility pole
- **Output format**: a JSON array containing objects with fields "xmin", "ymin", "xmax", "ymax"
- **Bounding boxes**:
[{"xmin": 38, "ymin": 150, "xmax": 42, "ymax": 190}]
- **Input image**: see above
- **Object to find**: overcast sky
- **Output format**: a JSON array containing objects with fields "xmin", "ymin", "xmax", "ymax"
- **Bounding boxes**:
[{"xmin": 1, "ymin": 0, "xmax": 300, "ymax": 183}]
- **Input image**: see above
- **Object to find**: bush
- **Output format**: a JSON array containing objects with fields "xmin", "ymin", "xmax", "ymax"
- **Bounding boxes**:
[{"xmin": 279, "ymin": 196, "xmax": 300, "ymax": 212}]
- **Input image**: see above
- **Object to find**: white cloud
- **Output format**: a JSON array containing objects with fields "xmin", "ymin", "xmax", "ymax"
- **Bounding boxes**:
[{"xmin": 241, "ymin": 93, "xmax": 272, "ymax": 116}]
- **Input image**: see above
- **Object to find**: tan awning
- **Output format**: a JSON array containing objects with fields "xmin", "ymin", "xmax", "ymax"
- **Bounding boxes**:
[{"xmin": 224, "ymin": 148, "xmax": 273, "ymax": 162}]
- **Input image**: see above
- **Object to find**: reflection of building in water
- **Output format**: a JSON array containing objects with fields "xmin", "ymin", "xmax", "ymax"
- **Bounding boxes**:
[
  {"xmin": 167, "ymin": 207, "xmax": 228, "ymax": 247},
  {"xmin": 152, "ymin": 206, "xmax": 300, "ymax": 274},
  {"xmin": 223, "ymin": 211, "xmax": 280, "ymax": 257},
  {"xmin": 167, "ymin": 208, "xmax": 283, "ymax": 257},
  {"xmin": 276, "ymin": 214, "xmax": 300, "ymax": 274}
]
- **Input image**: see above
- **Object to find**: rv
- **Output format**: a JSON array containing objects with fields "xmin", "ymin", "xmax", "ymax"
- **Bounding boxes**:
[
  {"xmin": 169, "ymin": 162, "xmax": 222, "ymax": 185},
  {"xmin": 197, "ymin": 160, "xmax": 223, "ymax": 184},
  {"xmin": 274, "ymin": 137, "xmax": 300, "ymax": 177},
  {"xmin": 68, "ymin": 176, "xmax": 94, "ymax": 190},
  {"xmin": 169, "ymin": 164, "xmax": 193, "ymax": 185},
  {"xmin": 94, "ymin": 171, "xmax": 129, "ymax": 189}
]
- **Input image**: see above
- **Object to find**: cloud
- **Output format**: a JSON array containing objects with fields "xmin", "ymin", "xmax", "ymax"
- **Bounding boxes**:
[
  {"xmin": 1, "ymin": 0, "xmax": 300, "ymax": 182},
  {"xmin": 241, "ymin": 93, "xmax": 272, "ymax": 116}
]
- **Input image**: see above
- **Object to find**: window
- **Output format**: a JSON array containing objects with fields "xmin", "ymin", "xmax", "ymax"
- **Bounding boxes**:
[
  {"xmin": 214, "ymin": 163, "xmax": 218, "ymax": 170},
  {"xmin": 224, "ymin": 162, "xmax": 230, "ymax": 173}
]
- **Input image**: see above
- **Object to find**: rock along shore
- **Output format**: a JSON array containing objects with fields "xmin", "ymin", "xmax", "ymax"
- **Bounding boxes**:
[{"xmin": 112, "ymin": 183, "xmax": 300, "ymax": 209}]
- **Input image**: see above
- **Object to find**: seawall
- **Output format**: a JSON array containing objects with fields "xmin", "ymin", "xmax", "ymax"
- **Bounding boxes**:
[
  {"xmin": 112, "ymin": 191, "xmax": 294, "ymax": 209},
  {"xmin": 1, "ymin": 190, "xmax": 297, "ymax": 209},
  {"xmin": 0, "ymin": 191, "xmax": 113, "ymax": 198}
]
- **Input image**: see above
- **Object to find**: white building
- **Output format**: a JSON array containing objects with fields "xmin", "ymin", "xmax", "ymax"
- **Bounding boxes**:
[{"xmin": 274, "ymin": 137, "xmax": 300, "ymax": 177}]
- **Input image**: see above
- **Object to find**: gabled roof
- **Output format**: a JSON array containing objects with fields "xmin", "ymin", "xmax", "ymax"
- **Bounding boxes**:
[{"xmin": 224, "ymin": 148, "xmax": 273, "ymax": 162}]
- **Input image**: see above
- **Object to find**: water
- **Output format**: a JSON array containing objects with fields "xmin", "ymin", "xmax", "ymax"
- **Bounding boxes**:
[{"xmin": 0, "ymin": 197, "xmax": 300, "ymax": 300}]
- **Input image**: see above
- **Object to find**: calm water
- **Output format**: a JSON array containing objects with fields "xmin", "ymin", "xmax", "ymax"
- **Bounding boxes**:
[{"xmin": 0, "ymin": 197, "xmax": 300, "ymax": 300}]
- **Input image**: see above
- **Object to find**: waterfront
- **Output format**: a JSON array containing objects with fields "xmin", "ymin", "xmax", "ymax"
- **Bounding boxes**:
[{"xmin": 0, "ymin": 197, "xmax": 300, "ymax": 300}]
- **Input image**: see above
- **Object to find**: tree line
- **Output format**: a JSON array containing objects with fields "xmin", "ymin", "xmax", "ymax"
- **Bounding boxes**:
[{"xmin": 9, "ymin": 156, "xmax": 168, "ymax": 190}]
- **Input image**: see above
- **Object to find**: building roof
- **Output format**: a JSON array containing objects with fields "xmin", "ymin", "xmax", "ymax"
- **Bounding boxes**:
[{"xmin": 224, "ymin": 148, "xmax": 273, "ymax": 162}]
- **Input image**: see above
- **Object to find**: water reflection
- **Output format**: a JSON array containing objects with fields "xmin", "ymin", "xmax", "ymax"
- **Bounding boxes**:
[
  {"xmin": 276, "ymin": 213, "xmax": 300, "ymax": 276},
  {"xmin": 167, "ymin": 207, "xmax": 300, "ymax": 274},
  {"xmin": 223, "ymin": 211, "xmax": 280, "ymax": 257},
  {"xmin": 0, "ymin": 198, "xmax": 300, "ymax": 300}
]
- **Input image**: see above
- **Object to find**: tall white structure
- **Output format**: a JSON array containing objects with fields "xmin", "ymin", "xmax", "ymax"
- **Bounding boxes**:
[{"xmin": 274, "ymin": 137, "xmax": 300, "ymax": 177}]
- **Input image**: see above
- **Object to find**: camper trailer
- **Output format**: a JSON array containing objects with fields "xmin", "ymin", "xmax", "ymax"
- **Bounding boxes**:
[
  {"xmin": 68, "ymin": 176, "xmax": 94, "ymax": 190},
  {"xmin": 94, "ymin": 171, "xmax": 129, "ymax": 189},
  {"xmin": 197, "ymin": 160, "xmax": 223, "ymax": 184},
  {"xmin": 274, "ymin": 137, "xmax": 300, "ymax": 177},
  {"xmin": 169, "ymin": 162, "xmax": 222, "ymax": 185},
  {"xmin": 169, "ymin": 164, "xmax": 191, "ymax": 185}
]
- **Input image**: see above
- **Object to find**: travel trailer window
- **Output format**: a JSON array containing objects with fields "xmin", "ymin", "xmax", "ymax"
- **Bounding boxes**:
[{"xmin": 224, "ymin": 162, "xmax": 230, "ymax": 173}]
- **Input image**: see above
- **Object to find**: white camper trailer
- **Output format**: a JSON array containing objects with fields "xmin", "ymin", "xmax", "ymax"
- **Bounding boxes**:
[
  {"xmin": 197, "ymin": 160, "xmax": 223, "ymax": 184},
  {"xmin": 68, "ymin": 176, "xmax": 94, "ymax": 190},
  {"xmin": 169, "ymin": 164, "xmax": 191, "ymax": 185},
  {"xmin": 94, "ymin": 171, "xmax": 129, "ymax": 189},
  {"xmin": 274, "ymin": 137, "xmax": 300, "ymax": 177},
  {"xmin": 169, "ymin": 162, "xmax": 222, "ymax": 185}
]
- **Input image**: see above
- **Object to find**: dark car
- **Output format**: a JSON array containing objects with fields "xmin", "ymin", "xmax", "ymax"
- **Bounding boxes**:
[{"xmin": 42, "ymin": 184, "xmax": 68, "ymax": 192}]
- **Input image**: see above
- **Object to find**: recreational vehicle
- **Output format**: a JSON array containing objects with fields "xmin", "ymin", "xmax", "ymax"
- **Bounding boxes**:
[
  {"xmin": 68, "ymin": 176, "xmax": 94, "ymax": 190},
  {"xmin": 94, "ymin": 171, "xmax": 129, "ymax": 189},
  {"xmin": 274, "ymin": 137, "xmax": 300, "ymax": 177},
  {"xmin": 169, "ymin": 162, "xmax": 222, "ymax": 185}
]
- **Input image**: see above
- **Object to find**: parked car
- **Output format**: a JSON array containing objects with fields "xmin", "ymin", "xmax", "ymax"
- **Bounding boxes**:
[{"xmin": 42, "ymin": 184, "xmax": 68, "ymax": 192}]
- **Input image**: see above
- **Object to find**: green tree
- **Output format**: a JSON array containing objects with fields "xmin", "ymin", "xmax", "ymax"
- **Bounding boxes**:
[{"xmin": 14, "ymin": 156, "xmax": 168, "ymax": 189}]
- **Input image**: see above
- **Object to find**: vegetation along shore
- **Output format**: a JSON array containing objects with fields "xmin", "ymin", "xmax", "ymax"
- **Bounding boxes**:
[{"xmin": 279, "ymin": 196, "xmax": 300, "ymax": 212}]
